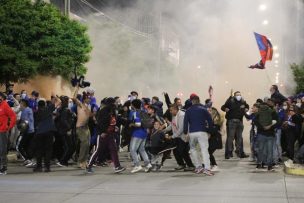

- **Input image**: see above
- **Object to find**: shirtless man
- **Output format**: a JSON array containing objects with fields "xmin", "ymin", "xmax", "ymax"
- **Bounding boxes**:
[{"xmin": 73, "ymin": 86, "xmax": 92, "ymax": 169}]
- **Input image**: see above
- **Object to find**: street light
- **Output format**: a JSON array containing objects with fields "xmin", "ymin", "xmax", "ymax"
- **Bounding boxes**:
[
  {"xmin": 259, "ymin": 4, "xmax": 267, "ymax": 11},
  {"xmin": 262, "ymin": 20, "xmax": 269, "ymax": 25}
]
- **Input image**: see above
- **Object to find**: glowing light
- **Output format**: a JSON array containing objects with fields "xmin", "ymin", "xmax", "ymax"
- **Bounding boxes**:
[
  {"xmin": 262, "ymin": 20, "xmax": 269, "ymax": 25},
  {"xmin": 276, "ymin": 72, "xmax": 280, "ymax": 76},
  {"xmin": 259, "ymin": 4, "xmax": 267, "ymax": 11},
  {"xmin": 275, "ymin": 60, "xmax": 279, "ymax": 64},
  {"xmin": 273, "ymin": 46, "xmax": 278, "ymax": 50},
  {"xmin": 274, "ymin": 53, "xmax": 280, "ymax": 58},
  {"xmin": 225, "ymin": 81, "xmax": 229, "ymax": 84},
  {"xmin": 280, "ymin": 84, "xmax": 284, "ymax": 87},
  {"xmin": 197, "ymin": 65, "xmax": 201, "ymax": 69}
]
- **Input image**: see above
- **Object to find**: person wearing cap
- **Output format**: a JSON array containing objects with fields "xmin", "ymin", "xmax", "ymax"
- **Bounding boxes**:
[
  {"xmin": 0, "ymin": 92, "xmax": 17, "ymax": 175},
  {"xmin": 221, "ymin": 91, "xmax": 249, "ymax": 159},
  {"xmin": 183, "ymin": 95, "xmax": 214, "ymax": 176},
  {"xmin": 55, "ymin": 96, "xmax": 75, "ymax": 167}
]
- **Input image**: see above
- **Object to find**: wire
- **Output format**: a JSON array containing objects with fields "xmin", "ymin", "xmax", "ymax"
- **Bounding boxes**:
[{"xmin": 79, "ymin": 0, "xmax": 152, "ymax": 38}]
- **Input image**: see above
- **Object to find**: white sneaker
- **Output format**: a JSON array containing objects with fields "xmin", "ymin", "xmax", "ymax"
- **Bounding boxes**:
[
  {"xmin": 145, "ymin": 164, "xmax": 152, "ymax": 173},
  {"xmin": 211, "ymin": 165, "xmax": 219, "ymax": 172},
  {"xmin": 131, "ymin": 166, "xmax": 143, "ymax": 173},
  {"xmin": 25, "ymin": 161, "xmax": 36, "ymax": 168}
]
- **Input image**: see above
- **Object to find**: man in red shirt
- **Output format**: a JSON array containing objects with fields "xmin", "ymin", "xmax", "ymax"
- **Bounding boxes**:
[{"xmin": 0, "ymin": 92, "xmax": 17, "ymax": 175}]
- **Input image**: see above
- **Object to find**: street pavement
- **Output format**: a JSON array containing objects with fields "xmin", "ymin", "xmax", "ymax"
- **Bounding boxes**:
[{"xmin": 0, "ymin": 150, "xmax": 304, "ymax": 203}]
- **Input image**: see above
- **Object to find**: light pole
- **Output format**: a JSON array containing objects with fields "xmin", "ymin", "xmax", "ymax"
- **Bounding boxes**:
[{"xmin": 64, "ymin": 0, "xmax": 70, "ymax": 18}]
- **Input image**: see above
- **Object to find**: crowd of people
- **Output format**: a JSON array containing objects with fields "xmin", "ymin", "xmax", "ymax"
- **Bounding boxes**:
[{"xmin": 0, "ymin": 84, "xmax": 304, "ymax": 176}]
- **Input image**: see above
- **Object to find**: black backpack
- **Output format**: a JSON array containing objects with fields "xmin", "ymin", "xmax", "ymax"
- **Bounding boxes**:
[{"xmin": 138, "ymin": 111, "xmax": 154, "ymax": 129}]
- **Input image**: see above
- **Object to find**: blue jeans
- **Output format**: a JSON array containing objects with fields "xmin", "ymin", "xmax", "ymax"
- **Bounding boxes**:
[
  {"xmin": 273, "ymin": 129, "xmax": 282, "ymax": 164},
  {"xmin": 130, "ymin": 137, "xmax": 150, "ymax": 167},
  {"xmin": 257, "ymin": 134, "xmax": 274, "ymax": 166}
]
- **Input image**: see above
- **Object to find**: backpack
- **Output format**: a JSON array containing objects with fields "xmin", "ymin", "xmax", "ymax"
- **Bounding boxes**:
[
  {"xmin": 257, "ymin": 104, "xmax": 273, "ymax": 127},
  {"xmin": 138, "ymin": 111, "xmax": 154, "ymax": 129}
]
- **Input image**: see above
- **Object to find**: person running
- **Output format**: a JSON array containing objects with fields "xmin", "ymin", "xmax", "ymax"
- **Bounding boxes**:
[
  {"xmin": 86, "ymin": 98, "xmax": 125, "ymax": 173},
  {"xmin": 129, "ymin": 99, "xmax": 152, "ymax": 173},
  {"xmin": 183, "ymin": 95, "xmax": 214, "ymax": 176}
]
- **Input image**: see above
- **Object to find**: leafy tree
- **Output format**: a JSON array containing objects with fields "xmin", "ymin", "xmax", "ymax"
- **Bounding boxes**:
[
  {"xmin": 0, "ymin": 0, "xmax": 92, "ymax": 86},
  {"xmin": 291, "ymin": 63, "xmax": 304, "ymax": 94}
]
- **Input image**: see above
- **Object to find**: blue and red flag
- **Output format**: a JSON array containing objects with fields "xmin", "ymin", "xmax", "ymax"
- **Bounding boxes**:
[{"xmin": 249, "ymin": 32, "xmax": 273, "ymax": 69}]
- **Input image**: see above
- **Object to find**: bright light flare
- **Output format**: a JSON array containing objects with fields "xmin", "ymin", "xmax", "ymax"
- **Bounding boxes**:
[
  {"xmin": 262, "ymin": 20, "xmax": 269, "ymax": 25},
  {"xmin": 259, "ymin": 4, "xmax": 267, "ymax": 11}
]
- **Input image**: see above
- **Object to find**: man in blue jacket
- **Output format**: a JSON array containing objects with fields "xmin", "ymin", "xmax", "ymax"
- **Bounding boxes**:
[{"xmin": 184, "ymin": 95, "xmax": 214, "ymax": 176}]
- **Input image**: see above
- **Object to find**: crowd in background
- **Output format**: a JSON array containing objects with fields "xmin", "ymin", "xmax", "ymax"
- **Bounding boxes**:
[{"xmin": 0, "ymin": 84, "xmax": 304, "ymax": 176}]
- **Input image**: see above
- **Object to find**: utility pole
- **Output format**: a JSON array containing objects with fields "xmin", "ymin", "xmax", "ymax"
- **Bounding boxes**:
[{"xmin": 64, "ymin": 0, "xmax": 70, "ymax": 18}]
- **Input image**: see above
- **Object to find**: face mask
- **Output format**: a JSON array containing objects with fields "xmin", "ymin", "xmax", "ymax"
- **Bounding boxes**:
[
  {"xmin": 235, "ymin": 96, "xmax": 242, "ymax": 101},
  {"xmin": 130, "ymin": 96, "xmax": 136, "ymax": 101},
  {"xmin": 283, "ymin": 105, "xmax": 288, "ymax": 110},
  {"xmin": 296, "ymin": 103, "xmax": 301, "ymax": 108},
  {"xmin": 68, "ymin": 102, "xmax": 74, "ymax": 109},
  {"xmin": 21, "ymin": 93, "xmax": 27, "ymax": 99}
]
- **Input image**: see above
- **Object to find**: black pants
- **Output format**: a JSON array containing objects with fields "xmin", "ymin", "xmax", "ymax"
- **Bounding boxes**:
[
  {"xmin": 173, "ymin": 138, "xmax": 194, "ymax": 167},
  {"xmin": 208, "ymin": 148, "xmax": 217, "ymax": 166},
  {"xmin": 34, "ymin": 132, "xmax": 54, "ymax": 169},
  {"xmin": 16, "ymin": 132, "xmax": 35, "ymax": 160},
  {"xmin": 286, "ymin": 130, "xmax": 297, "ymax": 160},
  {"xmin": 59, "ymin": 134, "xmax": 75, "ymax": 165},
  {"xmin": 53, "ymin": 133, "xmax": 64, "ymax": 160}
]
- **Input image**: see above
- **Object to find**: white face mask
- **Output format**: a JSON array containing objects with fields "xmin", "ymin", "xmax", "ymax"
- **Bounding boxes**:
[
  {"xmin": 283, "ymin": 105, "xmax": 288, "ymax": 110},
  {"xmin": 68, "ymin": 102, "xmax": 74, "ymax": 110},
  {"xmin": 235, "ymin": 96, "xmax": 242, "ymax": 101},
  {"xmin": 296, "ymin": 103, "xmax": 301, "ymax": 108},
  {"xmin": 130, "ymin": 96, "xmax": 136, "ymax": 101},
  {"xmin": 21, "ymin": 93, "xmax": 27, "ymax": 99}
]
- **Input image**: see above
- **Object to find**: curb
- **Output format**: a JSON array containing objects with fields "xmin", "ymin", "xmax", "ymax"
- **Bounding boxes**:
[{"xmin": 284, "ymin": 162, "xmax": 304, "ymax": 176}]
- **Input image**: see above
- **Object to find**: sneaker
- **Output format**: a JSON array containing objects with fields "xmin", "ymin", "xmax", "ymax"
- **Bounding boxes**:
[
  {"xmin": 114, "ymin": 166, "xmax": 126, "ymax": 173},
  {"xmin": 267, "ymin": 166, "xmax": 275, "ymax": 172},
  {"xmin": 145, "ymin": 164, "xmax": 152, "ymax": 173},
  {"xmin": 26, "ymin": 161, "xmax": 36, "ymax": 168},
  {"xmin": 23, "ymin": 160, "xmax": 31, "ymax": 166},
  {"xmin": 210, "ymin": 165, "xmax": 219, "ymax": 172},
  {"xmin": 239, "ymin": 153, "xmax": 249, "ymax": 158},
  {"xmin": 131, "ymin": 165, "xmax": 142, "ymax": 173},
  {"xmin": 195, "ymin": 167, "xmax": 204, "ymax": 174},
  {"xmin": 86, "ymin": 167, "xmax": 94, "ymax": 174},
  {"xmin": 33, "ymin": 167, "xmax": 43, "ymax": 173},
  {"xmin": 203, "ymin": 169, "xmax": 214, "ymax": 176},
  {"xmin": 184, "ymin": 167, "xmax": 195, "ymax": 172},
  {"xmin": 175, "ymin": 165, "xmax": 186, "ymax": 171},
  {"xmin": 56, "ymin": 162, "xmax": 67, "ymax": 167},
  {"xmin": 0, "ymin": 168, "xmax": 7, "ymax": 175}
]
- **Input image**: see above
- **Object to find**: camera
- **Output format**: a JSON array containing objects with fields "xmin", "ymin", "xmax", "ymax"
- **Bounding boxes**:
[{"xmin": 71, "ymin": 75, "xmax": 90, "ymax": 88}]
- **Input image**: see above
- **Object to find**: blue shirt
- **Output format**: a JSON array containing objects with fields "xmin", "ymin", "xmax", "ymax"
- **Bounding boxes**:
[
  {"xmin": 183, "ymin": 104, "xmax": 213, "ymax": 134},
  {"xmin": 131, "ymin": 111, "xmax": 147, "ymax": 139},
  {"xmin": 21, "ymin": 107, "xmax": 34, "ymax": 133}
]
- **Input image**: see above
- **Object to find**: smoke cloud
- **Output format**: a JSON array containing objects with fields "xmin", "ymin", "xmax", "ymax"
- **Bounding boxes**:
[{"xmin": 80, "ymin": 0, "xmax": 304, "ymax": 106}]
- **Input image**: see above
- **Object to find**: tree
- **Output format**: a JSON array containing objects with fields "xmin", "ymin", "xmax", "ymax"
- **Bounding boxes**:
[
  {"xmin": 291, "ymin": 63, "xmax": 304, "ymax": 94},
  {"xmin": 0, "ymin": 0, "xmax": 92, "ymax": 86}
]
